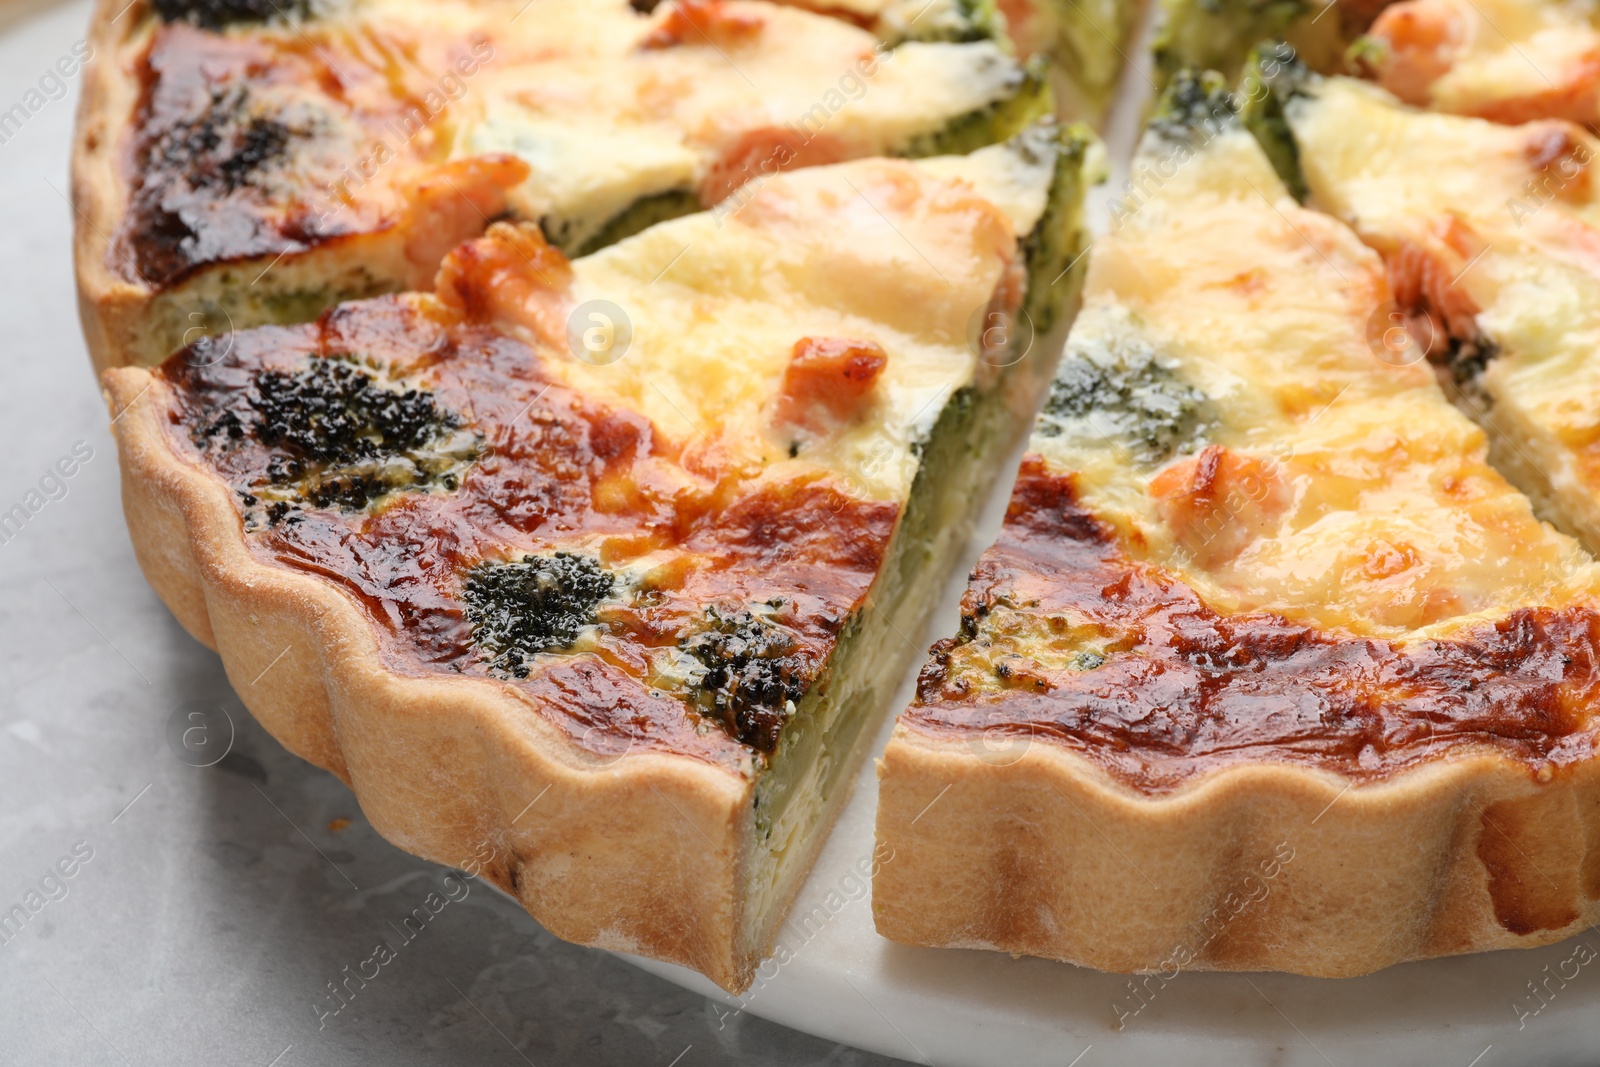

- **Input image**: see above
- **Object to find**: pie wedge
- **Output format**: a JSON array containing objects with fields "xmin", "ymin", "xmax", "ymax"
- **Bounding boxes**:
[
  {"xmin": 1252, "ymin": 64, "xmax": 1600, "ymax": 554},
  {"xmin": 101, "ymin": 128, "xmax": 1093, "ymax": 992},
  {"xmin": 73, "ymin": 0, "xmax": 1059, "ymax": 372},
  {"xmin": 874, "ymin": 78, "xmax": 1600, "ymax": 979}
]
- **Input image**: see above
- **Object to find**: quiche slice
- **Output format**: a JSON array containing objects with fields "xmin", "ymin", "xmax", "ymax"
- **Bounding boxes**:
[
  {"xmin": 875, "ymin": 79, "xmax": 1600, "ymax": 978},
  {"xmin": 777, "ymin": 0, "xmax": 1144, "ymax": 120},
  {"xmin": 1258, "ymin": 67, "xmax": 1600, "ymax": 552},
  {"xmin": 1156, "ymin": 0, "xmax": 1600, "ymax": 127},
  {"xmin": 101, "ymin": 128, "xmax": 1093, "ymax": 993},
  {"xmin": 73, "ymin": 0, "xmax": 1054, "ymax": 372}
]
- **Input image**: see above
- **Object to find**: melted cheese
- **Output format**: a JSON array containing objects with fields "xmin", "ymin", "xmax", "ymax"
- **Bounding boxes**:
[
  {"xmin": 1289, "ymin": 76, "xmax": 1600, "ymax": 547},
  {"xmin": 1035, "ymin": 119, "xmax": 1600, "ymax": 641},
  {"xmin": 556, "ymin": 139, "xmax": 1056, "ymax": 500}
]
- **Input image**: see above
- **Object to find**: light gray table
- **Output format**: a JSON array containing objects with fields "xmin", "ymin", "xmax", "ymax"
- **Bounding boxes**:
[{"xmin": 0, "ymin": 3, "xmax": 908, "ymax": 1062}]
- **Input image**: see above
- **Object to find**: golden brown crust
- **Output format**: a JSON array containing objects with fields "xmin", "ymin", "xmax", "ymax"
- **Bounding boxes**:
[
  {"xmin": 874, "ymin": 726, "xmax": 1600, "ymax": 981},
  {"xmin": 104, "ymin": 364, "xmax": 768, "ymax": 990},
  {"xmin": 73, "ymin": 0, "xmax": 148, "ymax": 378},
  {"xmin": 874, "ymin": 459, "xmax": 1600, "ymax": 977},
  {"xmin": 903, "ymin": 457, "xmax": 1600, "ymax": 791}
]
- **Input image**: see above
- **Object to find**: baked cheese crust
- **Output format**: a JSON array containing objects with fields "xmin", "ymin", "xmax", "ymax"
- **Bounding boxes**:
[
  {"xmin": 102, "ymin": 132, "xmax": 1092, "ymax": 992},
  {"xmin": 74, "ymin": 0, "xmax": 1055, "ymax": 370},
  {"xmin": 874, "ymin": 83, "xmax": 1600, "ymax": 978},
  {"xmin": 1277, "ymin": 73, "xmax": 1600, "ymax": 552}
]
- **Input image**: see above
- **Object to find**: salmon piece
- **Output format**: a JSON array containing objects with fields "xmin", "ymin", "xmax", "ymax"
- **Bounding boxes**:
[
  {"xmin": 402, "ymin": 155, "xmax": 532, "ymax": 289},
  {"xmin": 772, "ymin": 336, "xmax": 887, "ymax": 434},
  {"xmin": 1472, "ymin": 50, "xmax": 1600, "ymax": 126},
  {"xmin": 433, "ymin": 220, "xmax": 574, "ymax": 347},
  {"xmin": 1364, "ymin": 0, "xmax": 1600, "ymax": 123},
  {"xmin": 1382, "ymin": 215, "xmax": 1485, "ymax": 358},
  {"xmin": 1523, "ymin": 122, "xmax": 1596, "ymax": 204},
  {"xmin": 1363, "ymin": 0, "xmax": 1466, "ymax": 107},
  {"xmin": 1149, "ymin": 445, "xmax": 1290, "ymax": 569},
  {"xmin": 642, "ymin": 0, "xmax": 766, "ymax": 49}
]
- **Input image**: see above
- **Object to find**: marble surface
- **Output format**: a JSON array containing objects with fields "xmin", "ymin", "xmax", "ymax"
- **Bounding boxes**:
[{"xmin": 0, "ymin": 3, "xmax": 906, "ymax": 1062}]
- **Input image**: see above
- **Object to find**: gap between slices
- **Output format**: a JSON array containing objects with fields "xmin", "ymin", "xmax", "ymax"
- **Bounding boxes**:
[{"xmin": 101, "ymin": 129, "xmax": 1094, "ymax": 991}]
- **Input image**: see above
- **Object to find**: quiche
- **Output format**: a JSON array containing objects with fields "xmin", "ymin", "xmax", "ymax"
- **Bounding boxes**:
[
  {"xmin": 1257, "ymin": 66, "xmax": 1600, "ymax": 553},
  {"xmin": 1155, "ymin": 0, "xmax": 1600, "ymax": 127},
  {"xmin": 100, "ymin": 129, "xmax": 1093, "ymax": 993},
  {"xmin": 73, "ymin": 0, "xmax": 1059, "ymax": 372},
  {"xmin": 874, "ymin": 78, "xmax": 1600, "ymax": 978}
]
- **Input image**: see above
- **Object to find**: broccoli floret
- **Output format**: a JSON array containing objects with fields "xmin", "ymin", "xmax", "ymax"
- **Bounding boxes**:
[
  {"xmin": 880, "ymin": 0, "xmax": 1003, "ymax": 44},
  {"xmin": 1152, "ymin": 0, "xmax": 1312, "ymax": 88},
  {"xmin": 1037, "ymin": 318, "xmax": 1209, "ymax": 464},
  {"xmin": 250, "ymin": 356, "xmax": 445, "ymax": 464},
  {"xmin": 153, "ymin": 0, "xmax": 310, "ymax": 30},
  {"xmin": 1149, "ymin": 69, "xmax": 1240, "ymax": 147},
  {"xmin": 1070, "ymin": 650, "xmax": 1106, "ymax": 671},
  {"xmin": 464, "ymin": 554, "xmax": 617, "ymax": 677},
  {"xmin": 211, "ymin": 355, "xmax": 479, "ymax": 518},
  {"xmin": 1239, "ymin": 41, "xmax": 1314, "ymax": 201},
  {"xmin": 680, "ymin": 608, "xmax": 812, "ymax": 753},
  {"xmin": 149, "ymin": 88, "xmax": 294, "ymax": 196}
]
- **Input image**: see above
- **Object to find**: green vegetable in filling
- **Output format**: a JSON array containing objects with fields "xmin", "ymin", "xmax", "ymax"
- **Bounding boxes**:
[
  {"xmin": 680, "ymin": 607, "xmax": 813, "ymax": 753},
  {"xmin": 202, "ymin": 354, "xmax": 479, "ymax": 519},
  {"xmin": 464, "ymin": 553, "xmax": 617, "ymax": 677},
  {"xmin": 1037, "ymin": 320, "xmax": 1210, "ymax": 464}
]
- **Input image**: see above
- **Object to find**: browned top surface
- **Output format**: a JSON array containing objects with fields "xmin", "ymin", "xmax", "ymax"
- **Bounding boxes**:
[
  {"xmin": 155, "ymin": 244, "xmax": 899, "ymax": 769},
  {"xmin": 902, "ymin": 457, "xmax": 1600, "ymax": 793},
  {"xmin": 112, "ymin": 19, "xmax": 516, "ymax": 288}
]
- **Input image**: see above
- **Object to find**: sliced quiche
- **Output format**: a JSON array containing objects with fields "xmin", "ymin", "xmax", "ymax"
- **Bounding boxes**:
[
  {"xmin": 101, "ymin": 129, "xmax": 1092, "ymax": 992},
  {"xmin": 1255, "ymin": 66, "xmax": 1600, "ymax": 552},
  {"xmin": 73, "ymin": 0, "xmax": 1058, "ymax": 371},
  {"xmin": 1156, "ymin": 0, "xmax": 1600, "ymax": 127},
  {"xmin": 875, "ymin": 79, "xmax": 1600, "ymax": 977}
]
